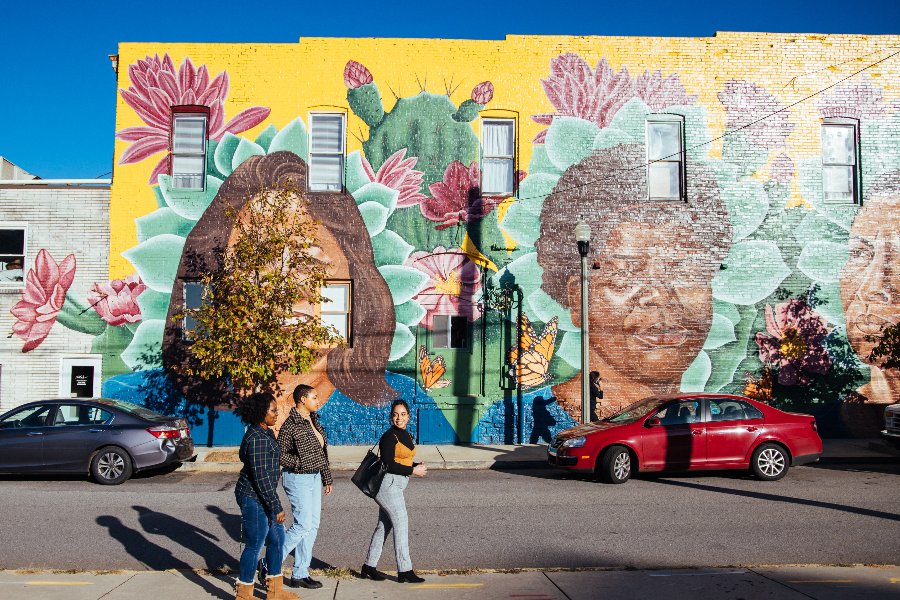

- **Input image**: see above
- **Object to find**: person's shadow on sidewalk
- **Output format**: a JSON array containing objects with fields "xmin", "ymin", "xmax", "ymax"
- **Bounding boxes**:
[{"xmin": 96, "ymin": 515, "xmax": 233, "ymax": 600}]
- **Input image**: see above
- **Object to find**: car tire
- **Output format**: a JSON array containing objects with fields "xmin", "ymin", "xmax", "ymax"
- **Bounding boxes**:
[
  {"xmin": 599, "ymin": 445, "xmax": 632, "ymax": 484},
  {"xmin": 750, "ymin": 443, "xmax": 789, "ymax": 481},
  {"xmin": 90, "ymin": 446, "xmax": 134, "ymax": 485}
]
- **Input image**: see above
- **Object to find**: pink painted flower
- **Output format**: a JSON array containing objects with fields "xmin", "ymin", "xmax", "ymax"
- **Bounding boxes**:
[
  {"xmin": 88, "ymin": 274, "xmax": 147, "ymax": 326},
  {"xmin": 116, "ymin": 54, "xmax": 271, "ymax": 183},
  {"xmin": 532, "ymin": 54, "xmax": 635, "ymax": 143},
  {"xmin": 406, "ymin": 247, "xmax": 483, "ymax": 327},
  {"xmin": 344, "ymin": 60, "xmax": 374, "ymax": 89},
  {"xmin": 633, "ymin": 69, "xmax": 696, "ymax": 110},
  {"xmin": 756, "ymin": 299, "xmax": 832, "ymax": 386},
  {"xmin": 770, "ymin": 154, "xmax": 795, "ymax": 184},
  {"xmin": 10, "ymin": 250, "xmax": 76, "ymax": 353},
  {"xmin": 360, "ymin": 148, "xmax": 427, "ymax": 207},
  {"xmin": 718, "ymin": 80, "xmax": 794, "ymax": 150},
  {"xmin": 472, "ymin": 81, "xmax": 494, "ymax": 105},
  {"xmin": 421, "ymin": 161, "xmax": 526, "ymax": 230}
]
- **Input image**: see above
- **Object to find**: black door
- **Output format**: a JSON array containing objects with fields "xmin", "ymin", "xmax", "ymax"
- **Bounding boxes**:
[{"xmin": 0, "ymin": 404, "xmax": 55, "ymax": 470}]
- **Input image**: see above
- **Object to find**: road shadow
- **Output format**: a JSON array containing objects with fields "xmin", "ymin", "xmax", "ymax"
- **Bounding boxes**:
[
  {"xmin": 805, "ymin": 461, "xmax": 900, "ymax": 476},
  {"xmin": 133, "ymin": 505, "xmax": 237, "ymax": 572},
  {"xmin": 207, "ymin": 505, "xmax": 242, "ymax": 544},
  {"xmin": 0, "ymin": 465, "xmax": 180, "ymax": 484},
  {"xmin": 96, "ymin": 515, "xmax": 234, "ymax": 599},
  {"xmin": 646, "ymin": 478, "xmax": 900, "ymax": 522}
]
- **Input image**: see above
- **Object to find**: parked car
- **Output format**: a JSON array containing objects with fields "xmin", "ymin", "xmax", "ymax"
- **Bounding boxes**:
[
  {"xmin": 549, "ymin": 393, "xmax": 821, "ymax": 483},
  {"xmin": 883, "ymin": 403, "xmax": 900, "ymax": 448},
  {"xmin": 0, "ymin": 398, "xmax": 195, "ymax": 485}
]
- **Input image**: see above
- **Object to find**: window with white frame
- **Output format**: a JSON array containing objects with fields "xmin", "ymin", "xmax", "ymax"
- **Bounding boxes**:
[
  {"xmin": 0, "ymin": 225, "xmax": 26, "ymax": 285},
  {"xmin": 481, "ymin": 119, "xmax": 516, "ymax": 196},
  {"xmin": 646, "ymin": 115, "xmax": 685, "ymax": 201},
  {"xmin": 309, "ymin": 113, "xmax": 345, "ymax": 192},
  {"xmin": 432, "ymin": 315, "xmax": 468, "ymax": 349},
  {"xmin": 320, "ymin": 281, "xmax": 352, "ymax": 342},
  {"xmin": 182, "ymin": 281, "xmax": 206, "ymax": 337},
  {"xmin": 172, "ymin": 112, "xmax": 207, "ymax": 190},
  {"xmin": 822, "ymin": 119, "xmax": 859, "ymax": 204}
]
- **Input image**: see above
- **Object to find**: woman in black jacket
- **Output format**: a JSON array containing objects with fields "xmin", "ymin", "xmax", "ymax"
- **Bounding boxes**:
[{"xmin": 360, "ymin": 399, "xmax": 427, "ymax": 583}]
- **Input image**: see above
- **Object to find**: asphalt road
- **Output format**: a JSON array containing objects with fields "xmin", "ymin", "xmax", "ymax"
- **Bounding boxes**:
[{"xmin": 1, "ymin": 462, "xmax": 897, "ymax": 572}]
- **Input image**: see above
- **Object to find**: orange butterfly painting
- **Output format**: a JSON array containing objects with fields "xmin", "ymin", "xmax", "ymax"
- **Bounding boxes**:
[
  {"xmin": 507, "ymin": 314, "xmax": 558, "ymax": 389},
  {"xmin": 419, "ymin": 345, "xmax": 451, "ymax": 390}
]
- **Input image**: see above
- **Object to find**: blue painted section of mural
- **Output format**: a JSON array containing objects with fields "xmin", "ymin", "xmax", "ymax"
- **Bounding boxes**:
[{"xmin": 477, "ymin": 386, "xmax": 578, "ymax": 445}]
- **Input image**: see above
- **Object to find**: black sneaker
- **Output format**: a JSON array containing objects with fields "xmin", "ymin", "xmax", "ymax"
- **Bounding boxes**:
[
  {"xmin": 286, "ymin": 576, "xmax": 323, "ymax": 589},
  {"xmin": 256, "ymin": 558, "xmax": 268, "ymax": 585}
]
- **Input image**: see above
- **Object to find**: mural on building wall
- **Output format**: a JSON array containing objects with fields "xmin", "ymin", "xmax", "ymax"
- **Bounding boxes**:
[{"xmin": 87, "ymin": 48, "xmax": 900, "ymax": 444}]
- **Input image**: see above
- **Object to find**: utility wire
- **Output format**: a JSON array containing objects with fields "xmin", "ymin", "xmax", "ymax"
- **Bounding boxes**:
[{"xmin": 511, "ymin": 46, "xmax": 900, "ymax": 204}]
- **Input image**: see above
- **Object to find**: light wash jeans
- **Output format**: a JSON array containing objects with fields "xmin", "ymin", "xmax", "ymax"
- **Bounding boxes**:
[
  {"xmin": 365, "ymin": 473, "xmax": 412, "ymax": 572},
  {"xmin": 281, "ymin": 472, "xmax": 322, "ymax": 579}
]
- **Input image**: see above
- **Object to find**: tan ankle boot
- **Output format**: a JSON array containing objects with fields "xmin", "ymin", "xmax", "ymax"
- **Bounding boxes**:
[
  {"xmin": 265, "ymin": 575, "xmax": 299, "ymax": 599},
  {"xmin": 235, "ymin": 581, "xmax": 255, "ymax": 599}
]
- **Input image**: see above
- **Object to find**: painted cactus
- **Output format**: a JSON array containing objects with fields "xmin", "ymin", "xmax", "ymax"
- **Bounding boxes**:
[{"xmin": 344, "ymin": 60, "xmax": 493, "ymax": 189}]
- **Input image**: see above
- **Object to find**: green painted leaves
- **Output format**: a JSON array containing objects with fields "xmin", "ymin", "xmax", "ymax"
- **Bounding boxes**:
[{"xmin": 712, "ymin": 241, "xmax": 790, "ymax": 305}]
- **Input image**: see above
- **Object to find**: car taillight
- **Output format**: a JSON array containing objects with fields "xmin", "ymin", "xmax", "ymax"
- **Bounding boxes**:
[
  {"xmin": 811, "ymin": 420, "xmax": 818, "ymax": 432},
  {"xmin": 147, "ymin": 425, "xmax": 180, "ymax": 439}
]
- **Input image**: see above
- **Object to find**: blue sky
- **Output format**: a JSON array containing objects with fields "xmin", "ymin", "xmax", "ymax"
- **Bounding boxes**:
[{"xmin": 2, "ymin": 0, "xmax": 898, "ymax": 179}]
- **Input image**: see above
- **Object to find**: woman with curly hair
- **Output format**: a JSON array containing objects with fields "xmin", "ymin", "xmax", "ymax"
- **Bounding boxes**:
[{"xmin": 233, "ymin": 392, "xmax": 296, "ymax": 600}]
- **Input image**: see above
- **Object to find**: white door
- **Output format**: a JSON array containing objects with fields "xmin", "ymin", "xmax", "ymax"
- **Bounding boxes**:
[{"xmin": 58, "ymin": 356, "xmax": 102, "ymax": 399}]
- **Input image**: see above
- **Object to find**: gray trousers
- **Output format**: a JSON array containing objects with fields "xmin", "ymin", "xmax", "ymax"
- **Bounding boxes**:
[{"xmin": 365, "ymin": 473, "xmax": 412, "ymax": 572}]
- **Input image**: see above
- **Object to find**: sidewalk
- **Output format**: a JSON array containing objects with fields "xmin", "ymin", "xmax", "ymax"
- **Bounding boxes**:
[
  {"xmin": 180, "ymin": 438, "xmax": 899, "ymax": 473},
  {"xmin": 1, "ymin": 565, "xmax": 898, "ymax": 599}
]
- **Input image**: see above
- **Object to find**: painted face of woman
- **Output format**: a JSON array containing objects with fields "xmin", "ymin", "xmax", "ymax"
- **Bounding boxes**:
[{"xmin": 391, "ymin": 405, "xmax": 410, "ymax": 430}]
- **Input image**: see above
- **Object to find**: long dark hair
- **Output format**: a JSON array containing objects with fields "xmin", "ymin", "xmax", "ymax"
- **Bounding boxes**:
[{"xmin": 164, "ymin": 151, "xmax": 398, "ymax": 405}]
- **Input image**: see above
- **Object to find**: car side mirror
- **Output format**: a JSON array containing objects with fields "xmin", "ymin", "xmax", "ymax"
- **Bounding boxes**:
[{"xmin": 645, "ymin": 417, "xmax": 661, "ymax": 428}]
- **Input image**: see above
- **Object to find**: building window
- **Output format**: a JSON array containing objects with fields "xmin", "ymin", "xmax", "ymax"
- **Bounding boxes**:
[
  {"xmin": 183, "ymin": 281, "xmax": 206, "ymax": 337},
  {"xmin": 320, "ymin": 281, "xmax": 352, "ymax": 342},
  {"xmin": 172, "ymin": 112, "xmax": 207, "ymax": 190},
  {"xmin": 646, "ymin": 115, "xmax": 685, "ymax": 201},
  {"xmin": 309, "ymin": 113, "xmax": 345, "ymax": 192},
  {"xmin": 432, "ymin": 315, "xmax": 468, "ymax": 349},
  {"xmin": 481, "ymin": 119, "xmax": 515, "ymax": 196},
  {"xmin": 0, "ymin": 225, "xmax": 26, "ymax": 285},
  {"xmin": 822, "ymin": 119, "xmax": 859, "ymax": 204}
]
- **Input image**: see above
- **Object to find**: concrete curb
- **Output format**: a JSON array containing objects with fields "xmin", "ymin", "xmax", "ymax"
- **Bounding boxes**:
[{"xmin": 178, "ymin": 439, "xmax": 898, "ymax": 473}]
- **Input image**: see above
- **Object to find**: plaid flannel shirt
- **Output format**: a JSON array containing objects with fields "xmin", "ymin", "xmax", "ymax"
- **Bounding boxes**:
[
  {"xmin": 278, "ymin": 408, "xmax": 333, "ymax": 487},
  {"xmin": 235, "ymin": 425, "xmax": 283, "ymax": 516}
]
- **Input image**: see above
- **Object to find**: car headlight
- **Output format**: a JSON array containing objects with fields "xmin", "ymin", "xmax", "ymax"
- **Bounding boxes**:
[{"xmin": 561, "ymin": 436, "xmax": 586, "ymax": 448}]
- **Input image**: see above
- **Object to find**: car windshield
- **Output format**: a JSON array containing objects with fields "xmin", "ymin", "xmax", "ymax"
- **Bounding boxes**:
[
  {"xmin": 96, "ymin": 399, "xmax": 168, "ymax": 420},
  {"xmin": 605, "ymin": 396, "xmax": 667, "ymax": 424}
]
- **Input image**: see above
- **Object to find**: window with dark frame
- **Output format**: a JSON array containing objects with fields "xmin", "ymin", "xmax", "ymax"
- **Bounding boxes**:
[
  {"xmin": 172, "ymin": 112, "xmax": 207, "ymax": 190},
  {"xmin": 182, "ymin": 281, "xmax": 206, "ymax": 338},
  {"xmin": 309, "ymin": 113, "xmax": 345, "ymax": 192},
  {"xmin": 481, "ymin": 119, "xmax": 516, "ymax": 196},
  {"xmin": 432, "ymin": 315, "xmax": 469, "ymax": 349},
  {"xmin": 822, "ymin": 119, "xmax": 859, "ymax": 204},
  {"xmin": 646, "ymin": 115, "xmax": 685, "ymax": 201},
  {"xmin": 0, "ymin": 226, "xmax": 25, "ymax": 285}
]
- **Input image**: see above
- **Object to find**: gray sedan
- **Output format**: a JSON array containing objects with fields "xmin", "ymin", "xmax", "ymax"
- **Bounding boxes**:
[{"xmin": 0, "ymin": 398, "xmax": 196, "ymax": 484}]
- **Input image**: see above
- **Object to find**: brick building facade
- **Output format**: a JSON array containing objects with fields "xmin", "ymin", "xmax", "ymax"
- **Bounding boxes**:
[{"xmin": 37, "ymin": 31, "xmax": 897, "ymax": 445}]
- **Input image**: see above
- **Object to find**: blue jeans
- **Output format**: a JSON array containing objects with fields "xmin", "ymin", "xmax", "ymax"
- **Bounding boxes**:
[
  {"xmin": 281, "ymin": 472, "xmax": 322, "ymax": 579},
  {"xmin": 237, "ymin": 494, "xmax": 285, "ymax": 584}
]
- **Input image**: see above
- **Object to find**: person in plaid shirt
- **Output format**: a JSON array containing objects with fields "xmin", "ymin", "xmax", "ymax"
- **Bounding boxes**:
[
  {"xmin": 276, "ymin": 384, "xmax": 333, "ymax": 589},
  {"xmin": 233, "ymin": 392, "xmax": 296, "ymax": 600}
]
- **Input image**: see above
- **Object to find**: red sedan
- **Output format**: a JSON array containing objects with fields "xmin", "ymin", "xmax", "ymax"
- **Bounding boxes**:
[{"xmin": 548, "ymin": 393, "xmax": 822, "ymax": 483}]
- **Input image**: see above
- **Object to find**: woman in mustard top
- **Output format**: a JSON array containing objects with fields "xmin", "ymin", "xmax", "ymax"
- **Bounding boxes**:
[{"xmin": 361, "ymin": 399, "xmax": 428, "ymax": 583}]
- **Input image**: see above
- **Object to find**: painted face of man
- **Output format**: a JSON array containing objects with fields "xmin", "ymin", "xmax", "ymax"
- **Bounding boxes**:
[
  {"xmin": 841, "ymin": 195, "xmax": 900, "ymax": 361},
  {"xmin": 576, "ymin": 221, "xmax": 713, "ymax": 387}
]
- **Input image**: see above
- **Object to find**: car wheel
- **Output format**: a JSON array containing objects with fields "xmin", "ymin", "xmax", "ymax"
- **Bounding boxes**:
[
  {"xmin": 90, "ymin": 446, "xmax": 133, "ymax": 485},
  {"xmin": 751, "ymin": 443, "xmax": 789, "ymax": 481},
  {"xmin": 599, "ymin": 445, "xmax": 632, "ymax": 484}
]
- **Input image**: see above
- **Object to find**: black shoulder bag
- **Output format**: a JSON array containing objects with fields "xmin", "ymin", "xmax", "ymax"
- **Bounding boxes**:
[{"xmin": 351, "ymin": 443, "xmax": 387, "ymax": 498}]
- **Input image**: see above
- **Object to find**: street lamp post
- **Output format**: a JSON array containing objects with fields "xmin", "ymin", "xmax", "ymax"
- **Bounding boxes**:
[{"xmin": 575, "ymin": 221, "xmax": 591, "ymax": 424}]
